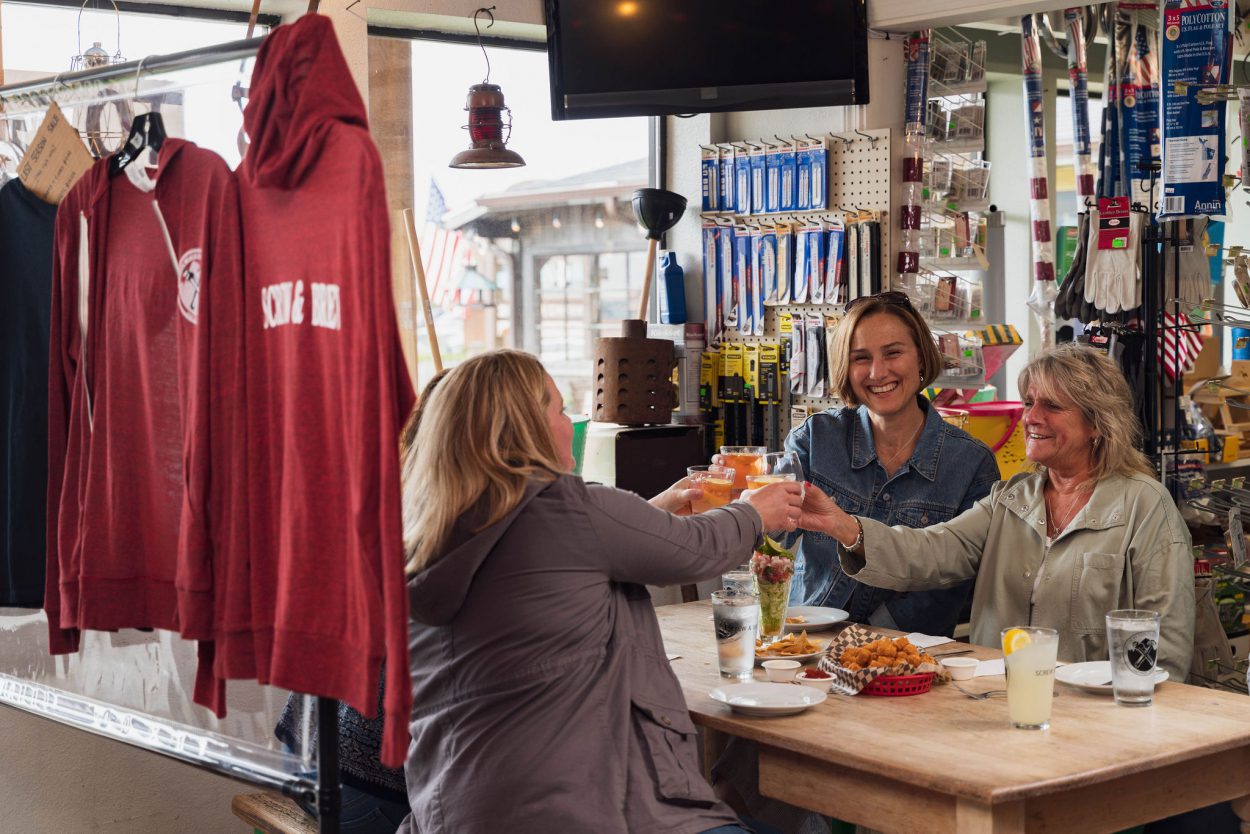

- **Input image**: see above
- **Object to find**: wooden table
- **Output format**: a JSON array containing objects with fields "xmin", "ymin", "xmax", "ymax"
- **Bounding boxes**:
[{"xmin": 658, "ymin": 600, "xmax": 1250, "ymax": 834}]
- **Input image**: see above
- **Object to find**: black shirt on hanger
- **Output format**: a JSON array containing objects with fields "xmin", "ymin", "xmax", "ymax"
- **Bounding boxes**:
[{"xmin": 0, "ymin": 177, "xmax": 57, "ymax": 607}]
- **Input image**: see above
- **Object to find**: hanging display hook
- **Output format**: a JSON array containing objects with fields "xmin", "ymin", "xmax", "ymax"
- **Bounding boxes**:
[
  {"xmin": 132, "ymin": 56, "xmax": 149, "ymax": 104},
  {"xmin": 474, "ymin": 6, "xmax": 496, "ymax": 85}
]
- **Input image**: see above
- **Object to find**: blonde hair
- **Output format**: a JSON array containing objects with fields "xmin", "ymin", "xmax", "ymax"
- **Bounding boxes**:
[
  {"xmin": 828, "ymin": 298, "xmax": 943, "ymax": 407},
  {"xmin": 403, "ymin": 350, "xmax": 564, "ymax": 575},
  {"xmin": 1017, "ymin": 343, "xmax": 1153, "ymax": 482}
]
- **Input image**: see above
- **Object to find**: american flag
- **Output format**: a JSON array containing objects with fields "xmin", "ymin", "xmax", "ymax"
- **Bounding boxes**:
[{"xmin": 420, "ymin": 178, "xmax": 466, "ymax": 307}]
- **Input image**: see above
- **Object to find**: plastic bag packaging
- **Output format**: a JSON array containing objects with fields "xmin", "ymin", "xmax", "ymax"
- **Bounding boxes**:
[{"xmin": 1164, "ymin": 216, "xmax": 1212, "ymax": 310}]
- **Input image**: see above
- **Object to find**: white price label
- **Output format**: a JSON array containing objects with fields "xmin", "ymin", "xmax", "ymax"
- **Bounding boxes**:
[{"xmin": 1229, "ymin": 507, "xmax": 1246, "ymax": 569}]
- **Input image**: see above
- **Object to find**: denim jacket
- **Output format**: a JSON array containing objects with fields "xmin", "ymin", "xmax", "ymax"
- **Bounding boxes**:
[{"xmin": 788, "ymin": 397, "xmax": 1000, "ymax": 636}]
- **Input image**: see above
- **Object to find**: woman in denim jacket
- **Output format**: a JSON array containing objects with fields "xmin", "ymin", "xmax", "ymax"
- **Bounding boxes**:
[{"xmin": 789, "ymin": 292, "xmax": 1000, "ymax": 636}]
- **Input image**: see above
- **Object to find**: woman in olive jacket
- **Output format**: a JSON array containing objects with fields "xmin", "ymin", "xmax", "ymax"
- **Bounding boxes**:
[
  {"xmin": 397, "ymin": 350, "xmax": 803, "ymax": 834},
  {"xmin": 799, "ymin": 344, "xmax": 1194, "ymax": 681}
]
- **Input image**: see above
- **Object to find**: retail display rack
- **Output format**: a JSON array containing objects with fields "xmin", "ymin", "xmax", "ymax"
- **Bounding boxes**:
[{"xmin": 0, "ymin": 39, "xmax": 345, "ymax": 834}]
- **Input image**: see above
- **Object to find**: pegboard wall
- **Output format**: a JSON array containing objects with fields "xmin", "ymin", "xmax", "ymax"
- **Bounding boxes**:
[{"xmin": 707, "ymin": 126, "xmax": 892, "ymax": 414}]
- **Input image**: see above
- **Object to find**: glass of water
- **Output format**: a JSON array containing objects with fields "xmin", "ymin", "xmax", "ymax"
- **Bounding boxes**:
[
  {"xmin": 721, "ymin": 564, "xmax": 754, "ymax": 594},
  {"xmin": 711, "ymin": 589, "xmax": 759, "ymax": 682},
  {"xmin": 1105, "ymin": 609, "xmax": 1161, "ymax": 707}
]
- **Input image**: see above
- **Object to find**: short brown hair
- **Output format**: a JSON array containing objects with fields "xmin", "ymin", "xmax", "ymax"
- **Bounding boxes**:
[{"xmin": 828, "ymin": 299, "xmax": 943, "ymax": 407}]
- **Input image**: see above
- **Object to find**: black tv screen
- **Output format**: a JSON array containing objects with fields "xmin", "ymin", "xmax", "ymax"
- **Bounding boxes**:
[{"xmin": 545, "ymin": 0, "xmax": 869, "ymax": 120}]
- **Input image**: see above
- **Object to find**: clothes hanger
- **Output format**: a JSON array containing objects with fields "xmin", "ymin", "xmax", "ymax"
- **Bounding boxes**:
[{"xmin": 109, "ymin": 57, "xmax": 167, "ymax": 178}]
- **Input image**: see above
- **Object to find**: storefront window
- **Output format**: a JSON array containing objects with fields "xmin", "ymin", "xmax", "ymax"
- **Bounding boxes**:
[{"xmin": 402, "ymin": 37, "xmax": 651, "ymax": 410}]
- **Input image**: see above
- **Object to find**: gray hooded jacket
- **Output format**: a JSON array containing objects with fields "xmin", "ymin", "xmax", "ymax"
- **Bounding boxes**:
[{"xmin": 399, "ymin": 474, "xmax": 762, "ymax": 833}]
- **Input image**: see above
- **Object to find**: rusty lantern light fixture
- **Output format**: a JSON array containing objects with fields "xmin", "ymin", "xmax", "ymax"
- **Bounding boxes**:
[{"xmin": 449, "ymin": 6, "xmax": 526, "ymax": 170}]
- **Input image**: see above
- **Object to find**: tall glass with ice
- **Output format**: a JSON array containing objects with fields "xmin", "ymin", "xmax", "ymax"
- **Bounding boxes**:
[
  {"xmin": 1105, "ymin": 609, "xmax": 1161, "ymax": 707},
  {"xmin": 1001, "ymin": 626, "xmax": 1059, "ymax": 730},
  {"xmin": 711, "ymin": 589, "xmax": 759, "ymax": 682}
]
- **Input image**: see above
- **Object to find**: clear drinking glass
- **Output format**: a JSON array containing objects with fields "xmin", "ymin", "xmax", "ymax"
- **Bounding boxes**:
[
  {"xmin": 764, "ymin": 451, "xmax": 805, "ymax": 484},
  {"xmin": 687, "ymin": 464, "xmax": 736, "ymax": 513},
  {"xmin": 1001, "ymin": 626, "xmax": 1059, "ymax": 730},
  {"xmin": 721, "ymin": 564, "xmax": 754, "ymax": 594},
  {"xmin": 711, "ymin": 589, "xmax": 759, "ymax": 681},
  {"xmin": 1105, "ymin": 609, "xmax": 1161, "ymax": 707},
  {"xmin": 719, "ymin": 446, "xmax": 766, "ymax": 494}
]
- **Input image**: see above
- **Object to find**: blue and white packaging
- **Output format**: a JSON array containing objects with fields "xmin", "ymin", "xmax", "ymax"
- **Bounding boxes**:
[
  {"xmin": 702, "ymin": 223, "xmax": 722, "ymax": 339},
  {"xmin": 776, "ymin": 222, "xmax": 794, "ymax": 303},
  {"xmin": 735, "ymin": 227, "xmax": 752, "ymax": 335},
  {"xmin": 720, "ymin": 223, "xmax": 737, "ymax": 329},
  {"xmin": 765, "ymin": 145, "xmax": 782, "ymax": 214},
  {"xmin": 718, "ymin": 145, "xmax": 736, "ymax": 216},
  {"xmin": 750, "ymin": 145, "xmax": 767, "ymax": 215},
  {"xmin": 793, "ymin": 227, "xmax": 810, "ymax": 303},
  {"xmin": 810, "ymin": 138, "xmax": 828, "ymax": 209},
  {"xmin": 701, "ymin": 146, "xmax": 719, "ymax": 212},
  {"xmin": 797, "ymin": 142, "xmax": 813, "ymax": 211},
  {"xmin": 750, "ymin": 227, "xmax": 765, "ymax": 335},
  {"xmin": 808, "ymin": 225, "xmax": 827, "ymax": 303},
  {"xmin": 761, "ymin": 226, "xmax": 779, "ymax": 304},
  {"xmin": 826, "ymin": 224, "xmax": 845, "ymax": 304},
  {"xmin": 779, "ymin": 140, "xmax": 798, "ymax": 212},
  {"xmin": 1159, "ymin": 0, "xmax": 1232, "ymax": 217},
  {"xmin": 735, "ymin": 146, "xmax": 751, "ymax": 215}
]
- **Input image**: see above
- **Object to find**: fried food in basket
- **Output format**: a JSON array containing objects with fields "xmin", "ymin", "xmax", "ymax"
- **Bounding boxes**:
[
  {"xmin": 756, "ymin": 630, "xmax": 821, "ymax": 656},
  {"xmin": 838, "ymin": 636, "xmax": 937, "ymax": 672}
]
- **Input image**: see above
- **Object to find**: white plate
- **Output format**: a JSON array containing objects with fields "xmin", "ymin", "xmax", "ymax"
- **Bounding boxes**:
[
  {"xmin": 709, "ymin": 682, "xmax": 828, "ymax": 716},
  {"xmin": 755, "ymin": 638, "xmax": 826, "ymax": 665},
  {"xmin": 782, "ymin": 606, "xmax": 850, "ymax": 632},
  {"xmin": 1055, "ymin": 660, "xmax": 1169, "ymax": 694}
]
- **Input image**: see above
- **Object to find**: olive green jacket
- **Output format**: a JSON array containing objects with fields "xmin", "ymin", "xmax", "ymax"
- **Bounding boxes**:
[{"xmin": 839, "ymin": 471, "xmax": 1194, "ymax": 681}]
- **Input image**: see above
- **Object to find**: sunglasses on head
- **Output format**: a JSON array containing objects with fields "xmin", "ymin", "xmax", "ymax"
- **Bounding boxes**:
[{"xmin": 844, "ymin": 291, "xmax": 914, "ymax": 314}]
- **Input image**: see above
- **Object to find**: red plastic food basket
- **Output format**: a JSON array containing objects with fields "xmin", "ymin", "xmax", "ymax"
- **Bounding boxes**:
[{"xmin": 861, "ymin": 672, "xmax": 934, "ymax": 697}]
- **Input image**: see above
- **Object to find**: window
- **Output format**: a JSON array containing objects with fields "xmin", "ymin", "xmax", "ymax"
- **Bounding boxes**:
[{"xmin": 400, "ymin": 37, "xmax": 651, "ymax": 411}]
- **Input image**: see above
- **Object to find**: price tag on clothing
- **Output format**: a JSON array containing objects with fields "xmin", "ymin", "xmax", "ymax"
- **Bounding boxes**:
[
  {"xmin": 18, "ymin": 102, "xmax": 94, "ymax": 205},
  {"xmin": 1230, "ymin": 507, "xmax": 1245, "ymax": 568}
]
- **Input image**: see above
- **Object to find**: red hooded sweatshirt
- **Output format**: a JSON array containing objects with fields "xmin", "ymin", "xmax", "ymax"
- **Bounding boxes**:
[
  {"xmin": 235, "ymin": 14, "xmax": 414, "ymax": 766},
  {"xmin": 46, "ymin": 155, "xmax": 184, "ymax": 651}
]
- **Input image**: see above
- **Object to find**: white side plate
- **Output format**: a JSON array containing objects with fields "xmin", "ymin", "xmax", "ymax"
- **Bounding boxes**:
[
  {"xmin": 708, "ymin": 682, "xmax": 828, "ymax": 716},
  {"xmin": 1055, "ymin": 660, "xmax": 1168, "ymax": 694},
  {"xmin": 783, "ymin": 606, "xmax": 850, "ymax": 632}
]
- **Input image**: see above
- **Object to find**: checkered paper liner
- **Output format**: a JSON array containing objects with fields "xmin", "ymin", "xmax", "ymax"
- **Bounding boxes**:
[{"xmin": 815, "ymin": 624, "xmax": 950, "ymax": 695}]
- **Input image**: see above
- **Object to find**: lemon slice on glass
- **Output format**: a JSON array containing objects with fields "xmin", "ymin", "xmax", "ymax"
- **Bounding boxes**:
[{"xmin": 1002, "ymin": 628, "xmax": 1032, "ymax": 656}]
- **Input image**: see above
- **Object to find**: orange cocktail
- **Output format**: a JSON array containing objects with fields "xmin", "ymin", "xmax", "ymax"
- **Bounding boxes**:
[
  {"xmin": 687, "ymin": 465, "xmax": 735, "ymax": 513},
  {"xmin": 719, "ymin": 446, "xmax": 766, "ymax": 492},
  {"xmin": 744, "ymin": 473, "xmax": 794, "ymax": 489}
]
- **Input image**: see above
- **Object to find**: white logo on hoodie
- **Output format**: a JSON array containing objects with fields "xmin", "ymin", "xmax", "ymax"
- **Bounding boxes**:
[
  {"xmin": 177, "ymin": 248, "xmax": 202, "ymax": 325},
  {"xmin": 262, "ymin": 280, "xmax": 341, "ymax": 331}
]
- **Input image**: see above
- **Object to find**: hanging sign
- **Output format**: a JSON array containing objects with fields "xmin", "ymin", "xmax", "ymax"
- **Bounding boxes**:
[
  {"xmin": 1123, "ymin": 22, "xmax": 1161, "ymax": 190},
  {"xmin": 1159, "ymin": 0, "xmax": 1232, "ymax": 217},
  {"xmin": 19, "ymin": 102, "xmax": 94, "ymax": 205}
]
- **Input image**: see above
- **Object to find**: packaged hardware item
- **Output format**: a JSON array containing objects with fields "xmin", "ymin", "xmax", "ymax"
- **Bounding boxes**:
[
  {"xmin": 809, "ymin": 224, "xmax": 827, "ymax": 304},
  {"xmin": 809, "ymin": 137, "xmax": 828, "ymax": 209},
  {"xmin": 735, "ymin": 145, "xmax": 751, "ymax": 215},
  {"xmin": 760, "ymin": 225, "xmax": 779, "ymax": 304},
  {"xmin": 750, "ymin": 226, "xmax": 765, "ymax": 335},
  {"xmin": 735, "ymin": 226, "xmax": 752, "ymax": 336},
  {"xmin": 796, "ymin": 141, "xmax": 812, "ymax": 211},
  {"xmin": 765, "ymin": 143, "xmax": 782, "ymax": 213},
  {"xmin": 826, "ymin": 225, "xmax": 845, "ymax": 305},
  {"xmin": 702, "ymin": 222, "xmax": 723, "ymax": 340},
  {"xmin": 776, "ymin": 222, "xmax": 794, "ymax": 304},
  {"xmin": 720, "ymin": 222, "xmax": 737, "ymax": 330},
  {"xmin": 789, "ymin": 314, "xmax": 806, "ymax": 395},
  {"xmin": 718, "ymin": 145, "xmax": 735, "ymax": 216},
  {"xmin": 806, "ymin": 313, "xmax": 827, "ymax": 397},
  {"xmin": 793, "ymin": 226, "xmax": 810, "ymax": 304},
  {"xmin": 750, "ymin": 144, "xmax": 767, "ymax": 215},
  {"xmin": 779, "ymin": 140, "xmax": 797, "ymax": 212},
  {"xmin": 701, "ymin": 146, "xmax": 720, "ymax": 212},
  {"xmin": 846, "ymin": 223, "xmax": 860, "ymax": 303}
]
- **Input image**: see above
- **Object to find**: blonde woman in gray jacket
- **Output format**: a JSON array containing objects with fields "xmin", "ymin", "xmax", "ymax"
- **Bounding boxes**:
[
  {"xmin": 398, "ymin": 349, "xmax": 802, "ymax": 834},
  {"xmin": 797, "ymin": 344, "xmax": 1194, "ymax": 681}
]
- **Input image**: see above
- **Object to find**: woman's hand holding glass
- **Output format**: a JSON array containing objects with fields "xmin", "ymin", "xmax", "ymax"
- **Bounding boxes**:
[
  {"xmin": 739, "ymin": 480, "xmax": 804, "ymax": 533},
  {"xmin": 649, "ymin": 477, "xmax": 703, "ymax": 516}
]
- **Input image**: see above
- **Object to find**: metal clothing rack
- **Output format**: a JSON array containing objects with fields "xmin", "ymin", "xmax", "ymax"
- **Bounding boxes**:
[{"xmin": 0, "ymin": 35, "xmax": 348, "ymax": 834}]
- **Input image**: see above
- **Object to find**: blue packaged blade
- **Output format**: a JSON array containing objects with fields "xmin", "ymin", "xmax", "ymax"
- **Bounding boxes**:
[
  {"xmin": 797, "ymin": 144, "xmax": 812, "ymax": 211},
  {"xmin": 719, "ymin": 146, "xmax": 736, "ymax": 215},
  {"xmin": 735, "ymin": 146, "xmax": 751, "ymax": 215},
  {"xmin": 765, "ymin": 146, "xmax": 782, "ymax": 214},
  {"xmin": 701, "ymin": 146, "xmax": 719, "ymax": 212},
  {"xmin": 750, "ymin": 146, "xmax": 767, "ymax": 215},
  {"xmin": 779, "ymin": 141, "xmax": 798, "ymax": 212},
  {"xmin": 735, "ymin": 227, "xmax": 752, "ymax": 335}
]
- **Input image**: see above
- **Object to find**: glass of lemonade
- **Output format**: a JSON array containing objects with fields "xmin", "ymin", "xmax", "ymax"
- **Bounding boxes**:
[
  {"xmin": 1105, "ymin": 609, "xmax": 1161, "ymax": 707},
  {"xmin": 719, "ymin": 446, "xmax": 766, "ymax": 493},
  {"xmin": 687, "ymin": 464, "xmax": 735, "ymax": 513},
  {"xmin": 1001, "ymin": 626, "xmax": 1059, "ymax": 730},
  {"xmin": 711, "ymin": 589, "xmax": 759, "ymax": 681}
]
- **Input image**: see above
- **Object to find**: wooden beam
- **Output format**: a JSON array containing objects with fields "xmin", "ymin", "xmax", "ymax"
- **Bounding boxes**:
[{"xmin": 367, "ymin": 34, "xmax": 420, "ymax": 388}]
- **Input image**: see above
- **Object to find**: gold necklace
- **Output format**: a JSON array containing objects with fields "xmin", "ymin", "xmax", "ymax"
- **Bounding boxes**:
[
  {"xmin": 1045, "ymin": 483, "xmax": 1089, "ymax": 537},
  {"xmin": 875, "ymin": 416, "xmax": 926, "ymax": 472}
]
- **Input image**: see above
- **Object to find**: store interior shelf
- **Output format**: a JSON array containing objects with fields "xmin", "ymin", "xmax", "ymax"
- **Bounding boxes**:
[
  {"xmin": 921, "ymin": 255, "xmax": 986, "ymax": 271},
  {"xmin": 929, "ymin": 78, "xmax": 988, "ymax": 98}
]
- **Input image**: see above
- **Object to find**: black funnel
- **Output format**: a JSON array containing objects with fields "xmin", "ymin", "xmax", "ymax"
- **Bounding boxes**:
[{"xmin": 632, "ymin": 188, "xmax": 687, "ymax": 240}]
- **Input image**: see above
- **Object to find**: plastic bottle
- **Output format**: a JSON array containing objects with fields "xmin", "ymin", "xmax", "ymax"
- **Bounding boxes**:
[{"xmin": 658, "ymin": 251, "xmax": 687, "ymax": 324}]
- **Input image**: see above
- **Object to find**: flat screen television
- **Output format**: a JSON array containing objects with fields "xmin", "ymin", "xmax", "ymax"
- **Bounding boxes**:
[{"xmin": 545, "ymin": 0, "xmax": 869, "ymax": 120}]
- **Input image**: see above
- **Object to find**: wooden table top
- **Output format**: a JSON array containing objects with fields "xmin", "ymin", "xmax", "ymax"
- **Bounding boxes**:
[{"xmin": 658, "ymin": 600, "xmax": 1250, "ymax": 805}]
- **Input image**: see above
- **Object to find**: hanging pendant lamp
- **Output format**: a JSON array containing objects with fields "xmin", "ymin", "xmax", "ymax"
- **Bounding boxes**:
[{"xmin": 449, "ymin": 6, "xmax": 526, "ymax": 170}]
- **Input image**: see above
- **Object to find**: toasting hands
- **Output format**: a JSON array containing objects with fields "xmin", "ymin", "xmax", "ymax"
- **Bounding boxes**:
[
  {"xmin": 797, "ymin": 482, "xmax": 860, "ymax": 546},
  {"xmin": 649, "ymin": 477, "xmax": 703, "ymax": 516},
  {"xmin": 740, "ymin": 481, "xmax": 804, "ymax": 533}
]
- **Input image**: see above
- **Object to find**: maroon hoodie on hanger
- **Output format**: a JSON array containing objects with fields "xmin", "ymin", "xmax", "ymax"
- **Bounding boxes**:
[
  {"xmin": 45, "ymin": 155, "xmax": 184, "ymax": 651},
  {"xmin": 234, "ymin": 14, "xmax": 414, "ymax": 766}
]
